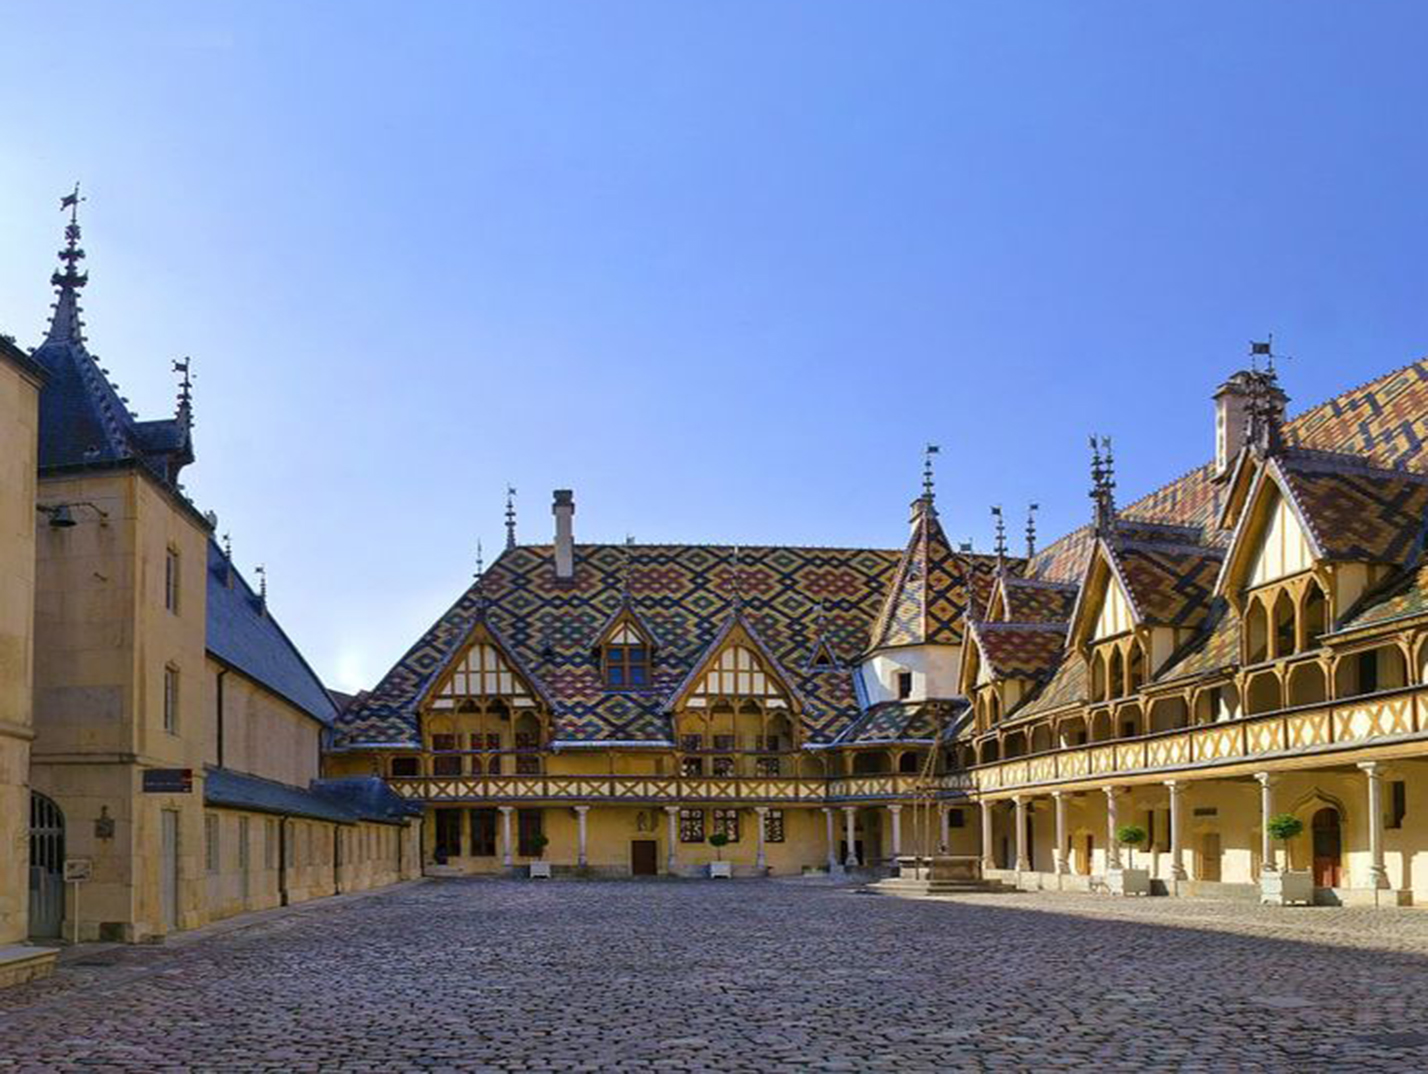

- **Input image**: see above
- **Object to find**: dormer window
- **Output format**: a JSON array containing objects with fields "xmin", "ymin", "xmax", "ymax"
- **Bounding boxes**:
[
  {"xmin": 605, "ymin": 643, "xmax": 649, "ymax": 687},
  {"xmin": 598, "ymin": 617, "xmax": 654, "ymax": 689}
]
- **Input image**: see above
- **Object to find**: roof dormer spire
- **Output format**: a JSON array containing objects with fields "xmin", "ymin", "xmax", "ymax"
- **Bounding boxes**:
[
  {"xmin": 504, "ymin": 485, "xmax": 517, "ymax": 550},
  {"xmin": 46, "ymin": 183, "xmax": 89, "ymax": 346},
  {"xmin": 1090, "ymin": 435, "xmax": 1117, "ymax": 534},
  {"xmin": 991, "ymin": 505, "xmax": 1007, "ymax": 562},
  {"xmin": 1025, "ymin": 502, "xmax": 1039, "ymax": 558},
  {"xmin": 173, "ymin": 356, "xmax": 194, "ymax": 429}
]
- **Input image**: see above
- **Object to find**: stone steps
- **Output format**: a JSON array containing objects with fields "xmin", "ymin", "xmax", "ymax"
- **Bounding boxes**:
[{"xmin": 863, "ymin": 876, "xmax": 1016, "ymax": 898}]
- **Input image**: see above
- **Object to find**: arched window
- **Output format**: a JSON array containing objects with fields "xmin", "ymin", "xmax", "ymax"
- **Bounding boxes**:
[
  {"xmin": 1273, "ymin": 590, "xmax": 1296, "ymax": 658},
  {"xmin": 1245, "ymin": 670, "xmax": 1281, "ymax": 715},
  {"xmin": 1287, "ymin": 663, "xmax": 1327, "ymax": 707},
  {"xmin": 1246, "ymin": 598, "xmax": 1270, "ymax": 664},
  {"xmin": 1109, "ymin": 648, "xmax": 1125, "ymax": 700},
  {"xmin": 1302, "ymin": 582, "xmax": 1328, "ymax": 648},
  {"xmin": 1091, "ymin": 651, "xmax": 1107, "ymax": 702}
]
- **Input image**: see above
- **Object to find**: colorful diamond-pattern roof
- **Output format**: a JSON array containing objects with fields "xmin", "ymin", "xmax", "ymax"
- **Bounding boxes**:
[
  {"xmin": 870, "ymin": 501, "xmax": 1000, "ymax": 650},
  {"xmin": 996, "ymin": 575, "xmax": 1077, "ymax": 624},
  {"xmin": 835, "ymin": 699, "xmax": 967, "ymax": 745},
  {"xmin": 969, "ymin": 622, "xmax": 1068, "ymax": 681},
  {"xmin": 1277, "ymin": 455, "xmax": 1428, "ymax": 563},
  {"xmin": 1110, "ymin": 539, "xmax": 1223, "ymax": 630},
  {"xmin": 335, "ymin": 543, "xmax": 901, "ymax": 747}
]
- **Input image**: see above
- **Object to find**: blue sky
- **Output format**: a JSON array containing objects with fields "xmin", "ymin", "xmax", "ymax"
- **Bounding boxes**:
[{"xmin": 3, "ymin": 3, "xmax": 1427, "ymax": 691}]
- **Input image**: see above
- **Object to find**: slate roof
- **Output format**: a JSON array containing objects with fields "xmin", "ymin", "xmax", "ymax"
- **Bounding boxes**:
[
  {"xmin": 1011, "ymin": 653, "xmax": 1087, "ymax": 720},
  {"xmin": 206, "ymin": 541, "xmax": 338, "ymax": 725},
  {"xmin": 336, "ymin": 543, "xmax": 904, "ymax": 748},
  {"xmin": 1276, "ymin": 454, "xmax": 1428, "ymax": 563},
  {"xmin": 204, "ymin": 767, "xmax": 357, "ymax": 824},
  {"xmin": 311, "ymin": 777, "xmax": 424, "ymax": 822},
  {"xmin": 29, "ymin": 230, "xmax": 193, "ymax": 482},
  {"xmin": 1109, "ymin": 537, "xmax": 1224, "ymax": 630}
]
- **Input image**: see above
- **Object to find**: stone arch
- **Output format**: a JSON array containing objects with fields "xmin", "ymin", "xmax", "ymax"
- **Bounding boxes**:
[
  {"xmin": 1245, "ymin": 669, "xmax": 1282, "ymax": 715},
  {"xmin": 1286, "ymin": 662, "xmax": 1327, "ymax": 708}
]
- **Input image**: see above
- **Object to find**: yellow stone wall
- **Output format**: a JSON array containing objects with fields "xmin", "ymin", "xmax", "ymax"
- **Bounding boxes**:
[
  {"xmin": 0, "ymin": 354, "xmax": 40, "ymax": 944},
  {"xmin": 31, "ymin": 468, "xmax": 213, "ymax": 940},
  {"xmin": 204, "ymin": 662, "xmax": 322, "ymax": 787}
]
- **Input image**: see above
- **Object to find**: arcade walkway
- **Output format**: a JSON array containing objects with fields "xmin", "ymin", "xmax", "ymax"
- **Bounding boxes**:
[{"xmin": 2, "ymin": 879, "xmax": 1427, "ymax": 1071}]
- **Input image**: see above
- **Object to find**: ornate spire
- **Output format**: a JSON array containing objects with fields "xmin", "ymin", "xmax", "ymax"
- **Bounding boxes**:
[
  {"xmin": 991, "ymin": 505, "xmax": 1007, "ymax": 561},
  {"xmin": 173, "ymin": 357, "xmax": 194, "ymax": 430},
  {"xmin": 474, "ymin": 539, "xmax": 485, "ymax": 580},
  {"xmin": 922, "ymin": 443, "xmax": 940, "ymax": 502},
  {"xmin": 254, "ymin": 564, "xmax": 268, "ymax": 614},
  {"xmin": 1245, "ymin": 338, "xmax": 1287, "ymax": 458},
  {"xmin": 1025, "ymin": 503, "xmax": 1039, "ymax": 559},
  {"xmin": 46, "ymin": 184, "xmax": 89, "ymax": 346},
  {"xmin": 1089, "ymin": 435, "xmax": 1117, "ymax": 535},
  {"xmin": 504, "ymin": 486, "xmax": 517, "ymax": 550}
]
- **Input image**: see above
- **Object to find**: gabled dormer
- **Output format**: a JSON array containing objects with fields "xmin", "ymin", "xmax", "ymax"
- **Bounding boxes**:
[
  {"xmin": 592, "ymin": 606, "xmax": 657, "ymax": 689},
  {"xmin": 1214, "ymin": 451, "xmax": 1428, "ymax": 665},
  {"xmin": 959, "ymin": 619, "xmax": 1067, "ymax": 731}
]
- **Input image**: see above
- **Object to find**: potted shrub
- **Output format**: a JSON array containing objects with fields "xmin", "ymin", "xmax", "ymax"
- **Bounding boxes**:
[
  {"xmin": 1260, "ymin": 814, "xmax": 1312, "ymax": 905},
  {"xmin": 1107, "ymin": 823, "xmax": 1151, "ymax": 896},
  {"xmin": 708, "ymin": 832, "xmax": 733, "ymax": 878},
  {"xmin": 528, "ymin": 834, "xmax": 552, "ymax": 879}
]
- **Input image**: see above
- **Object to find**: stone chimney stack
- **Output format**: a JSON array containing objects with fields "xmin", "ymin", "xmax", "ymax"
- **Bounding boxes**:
[
  {"xmin": 1214, "ymin": 370, "xmax": 1288, "ymax": 477},
  {"xmin": 552, "ymin": 489, "xmax": 575, "ymax": 582}
]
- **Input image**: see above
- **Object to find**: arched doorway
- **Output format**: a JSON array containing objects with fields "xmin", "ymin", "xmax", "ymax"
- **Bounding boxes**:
[
  {"xmin": 29, "ymin": 792, "xmax": 65, "ymax": 939},
  {"xmin": 1312, "ymin": 807, "xmax": 1342, "ymax": 888}
]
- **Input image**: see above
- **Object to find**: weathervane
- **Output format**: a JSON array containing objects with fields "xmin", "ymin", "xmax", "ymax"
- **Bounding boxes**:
[
  {"xmin": 504, "ymin": 486, "xmax": 517, "ymax": 550},
  {"xmin": 922, "ymin": 443, "xmax": 940, "ymax": 501},
  {"xmin": 1089, "ymin": 435, "xmax": 1116, "ymax": 533},
  {"xmin": 1025, "ymin": 503, "xmax": 1040, "ymax": 558},
  {"xmin": 254, "ymin": 564, "xmax": 267, "ymax": 611},
  {"xmin": 991, "ymin": 505, "xmax": 1007, "ymax": 560},
  {"xmin": 173, "ymin": 357, "xmax": 194, "ymax": 427}
]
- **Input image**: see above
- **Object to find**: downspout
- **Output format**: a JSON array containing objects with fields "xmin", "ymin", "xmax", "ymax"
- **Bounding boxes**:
[
  {"xmin": 278, "ymin": 817, "xmax": 289, "ymax": 906},
  {"xmin": 215, "ymin": 668, "xmax": 227, "ymax": 768},
  {"xmin": 334, "ymin": 826, "xmax": 342, "ymax": 895}
]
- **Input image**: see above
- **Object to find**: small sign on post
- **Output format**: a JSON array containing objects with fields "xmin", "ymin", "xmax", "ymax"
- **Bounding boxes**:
[{"xmin": 63, "ymin": 859, "xmax": 92, "ymax": 945}]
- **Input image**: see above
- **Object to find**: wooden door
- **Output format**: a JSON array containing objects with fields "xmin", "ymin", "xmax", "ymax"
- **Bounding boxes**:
[
  {"xmin": 1312, "ymin": 808, "xmax": 1342, "ymax": 887},
  {"xmin": 1080, "ymin": 834, "xmax": 1093, "ymax": 876},
  {"xmin": 1199, "ymin": 833, "xmax": 1221, "ymax": 881},
  {"xmin": 631, "ymin": 839, "xmax": 658, "ymax": 876}
]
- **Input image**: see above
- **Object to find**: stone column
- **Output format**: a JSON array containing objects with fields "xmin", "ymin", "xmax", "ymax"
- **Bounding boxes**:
[
  {"xmin": 888, "ymin": 805, "xmax": 903, "ymax": 861},
  {"xmin": 938, "ymin": 804, "xmax": 950, "ymax": 854},
  {"xmin": 822, "ymin": 807, "xmax": 839, "ymax": 871},
  {"xmin": 498, "ymin": 806, "xmax": 514, "ymax": 868},
  {"xmin": 1052, "ymin": 791, "xmax": 1069, "ymax": 875},
  {"xmin": 1254, "ymin": 772, "xmax": 1277, "ymax": 872},
  {"xmin": 1165, "ymin": 780, "xmax": 1187, "ymax": 882},
  {"xmin": 1013, "ymin": 795, "xmax": 1029, "ymax": 872},
  {"xmin": 754, "ymin": 807, "xmax": 768, "ymax": 872},
  {"xmin": 1103, "ymin": 787, "xmax": 1122, "ymax": 870},
  {"xmin": 574, "ymin": 805, "xmax": 589, "ymax": 868},
  {"xmin": 842, "ymin": 806, "xmax": 859, "ymax": 867},
  {"xmin": 1359, "ymin": 762, "xmax": 1390, "ymax": 890},
  {"xmin": 665, "ymin": 806, "xmax": 680, "ymax": 876},
  {"xmin": 980, "ymin": 799, "xmax": 995, "ymax": 871}
]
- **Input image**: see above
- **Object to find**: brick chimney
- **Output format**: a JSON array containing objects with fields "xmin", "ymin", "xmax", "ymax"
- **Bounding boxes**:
[
  {"xmin": 1214, "ymin": 370, "xmax": 1288, "ymax": 477},
  {"xmin": 552, "ymin": 489, "xmax": 575, "ymax": 582}
]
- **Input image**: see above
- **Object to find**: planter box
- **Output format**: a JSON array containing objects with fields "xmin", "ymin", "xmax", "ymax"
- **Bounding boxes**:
[
  {"xmin": 528, "ymin": 861, "xmax": 552, "ymax": 880},
  {"xmin": 1260, "ymin": 870, "xmax": 1313, "ymax": 906},
  {"xmin": 1106, "ymin": 868, "xmax": 1151, "ymax": 896},
  {"xmin": 708, "ymin": 861, "xmax": 732, "ymax": 879}
]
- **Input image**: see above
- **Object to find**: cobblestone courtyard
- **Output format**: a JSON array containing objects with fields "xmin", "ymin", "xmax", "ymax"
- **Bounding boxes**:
[{"xmin": 4, "ymin": 879, "xmax": 1428, "ymax": 1071}]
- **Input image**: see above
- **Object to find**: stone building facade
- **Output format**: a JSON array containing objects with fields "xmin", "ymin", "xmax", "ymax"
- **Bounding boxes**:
[
  {"xmin": 331, "ymin": 355, "xmax": 1428, "ymax": 908},
  {"xmin": 0, "ymin": 196, "xmax": 419, "ymax": 976}
]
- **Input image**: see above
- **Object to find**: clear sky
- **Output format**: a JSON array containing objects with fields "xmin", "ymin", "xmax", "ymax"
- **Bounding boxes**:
[{"xmin": 3, "ymin": 3, "xmax": 1427, "ymax": 692}]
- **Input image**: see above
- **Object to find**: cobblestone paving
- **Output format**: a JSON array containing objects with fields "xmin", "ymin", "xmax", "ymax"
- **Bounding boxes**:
[{"xmin": 4, "ymin": 880, "xmax": 1428, "ymax": 1071}]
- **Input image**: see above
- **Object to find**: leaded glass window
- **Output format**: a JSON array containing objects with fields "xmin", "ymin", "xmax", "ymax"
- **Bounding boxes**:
[
  {"xmin": 712, "ymin": 808, "xmax": 740, "ymax": 843},
  {"xmin": 764, "ymin": 809, "xmax": 785, "ymax": 843},
  {"xmin": 679, "ymin": 808, "xmax": 705, "ymax": 843}
]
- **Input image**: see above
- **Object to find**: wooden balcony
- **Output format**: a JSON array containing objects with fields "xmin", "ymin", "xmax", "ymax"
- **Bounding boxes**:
[
  {"xmin": 957, "ymin": 686, "xmax": 1424, "ymax": 795},
  {"xmin": 389, "ymin": 771, "xmax": 975, "ymax": 806}
]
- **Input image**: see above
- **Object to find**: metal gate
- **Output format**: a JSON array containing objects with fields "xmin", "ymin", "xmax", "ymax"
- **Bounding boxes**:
[{"xmin": 28, "ymin": 792, "xmax": 65, "ymax": 939}]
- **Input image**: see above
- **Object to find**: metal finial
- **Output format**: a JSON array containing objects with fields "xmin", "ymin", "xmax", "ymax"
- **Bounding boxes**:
[
  {"xmin": 1090, "ymin": 435, "xmax": 1117, "ymax": 533},
  {"xmin": 47, "ymin": 184, "xmax": 89, "ymax": 345},
  {"xmin": 474, "ymin": 539, "xmax": 485, "ymax": 580},
  {"xmin": 1025, "ymin": 503, "xmax": 1039, "ymax": 558},
  {"xmin": 504, "ymin": 486, "xmax": 517, "ymax": 550},
  {"xmin": 254, "ymin": 564, "xmax": 267, "ymax": 610},
  {"xmin": 922, "ymin": 443, "xmax": 941, "ymax": 501},
  {"xmin": 222, "ymin": 531, "xmax": 233, "ymax": 559},
  {"xmin": 991, "ymin": 505, "xmax": 1006, "ymax": 559},
  {"xmin": 173, "ymin": 357, "xmax": 194, "ymax": 427}
]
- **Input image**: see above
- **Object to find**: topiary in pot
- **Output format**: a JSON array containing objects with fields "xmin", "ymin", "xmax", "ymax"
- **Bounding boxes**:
[
  {"xmin": 1265, "ymin": 813, "xmax": 1304, "ymax": 872},
  {"xmin": 709, "ymin": 832, "xmax": 730, "ymax": 861},
  {"xmin": 531, "ymin": 833, "xmax": 550, "ymax": 860},
  {"xmin": 1115, "ymin": 823, "xmax": 1147, "ymax": 869}
]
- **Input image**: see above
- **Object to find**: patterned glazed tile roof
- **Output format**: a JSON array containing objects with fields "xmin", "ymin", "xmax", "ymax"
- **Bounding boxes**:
[
  {"xmin": 335, "ymin": 543, "xmax": 902, "ymax": 748},
  {"xmin": 1335, "ymin": 557, "xmax": 1428, "ymax": 634},
  {"xmin": 1030, "ymin": 358, "xmax": 1428, "ymax": 584},
  {"xmin": 869, "ymin": 501, "xmax": 1002, "ymax": 651},
  {"xmin": 1155, "ymin": 599, "xmax": 1241, "ymax": 683},
  {"xmin": 1012, "ymin": 652, "xmax": 1086, "ymax": 720},
  {"xmin": 835, "ymin": 699, "xmax": 967, "ymax": 745},
  {"xmin": 995, "ymin": 575, "xmax": 1077, "ymax": 624},
  {"xmin": 1276, "ymin": 454, "xmax": 1428, "ymax": 563},
  {"xmin": 206, "ymin": 541, "xmax": 339, "ymax": 725},
  {"xmin": 969, "ymin": 622, "xmax": 1068, "ymax": 681},
  {"xmin": 1109, "ymin": 538, "xmax": 1223, "ymax": 630}
]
